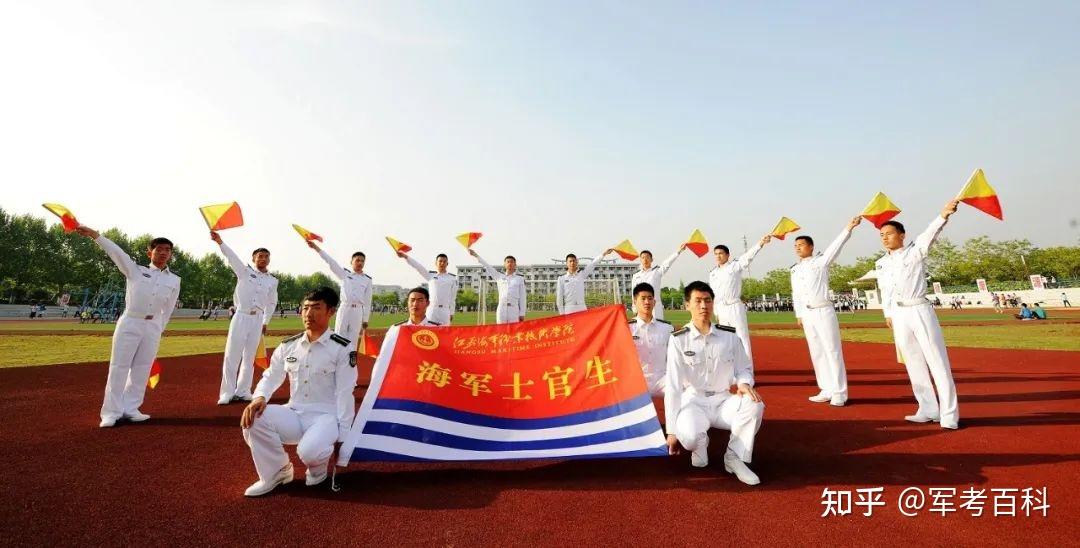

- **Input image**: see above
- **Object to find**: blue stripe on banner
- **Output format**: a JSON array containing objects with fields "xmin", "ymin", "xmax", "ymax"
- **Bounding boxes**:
[
  {"xmin": 371, "ymin": 391, "xmax": 655, "ymax": 430},
  {"xmin": 350, "ymin": 445, "xmax": 668, "ymax": 463},
  {"xmin": 362, "ymin": 417, "xmax": 662, "ymax": 452}
]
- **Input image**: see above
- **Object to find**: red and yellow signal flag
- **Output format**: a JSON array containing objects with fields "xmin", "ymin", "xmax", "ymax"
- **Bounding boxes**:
[
  {"xmin": 254, "ymin": 336, "xmax": 270, "ymax": 369},
  {"xmin": 456, "ymin": 232, "xmax": 483, "ymax": 249},
  {"xmin": 612, "ymin": 239, "xmax": 639, "ymax": 260},
  {"xmin": 292, "ymin": 223, "xmax": 323, "ymax": 242},
  {"xmin": 684, "ymin": 229, "xmax": 709, "ymax": 258},
  {"xmin": 42, "ymin": 203, "xmax": 80, "ymax": 232},
  {"xmin": 861, "ymin": 192, "xmax": 902, "ymax": 228},
  {"xmin": 957, "ymin": 168, "xmax": 1003, "ymax": 220},
  {"xmin": 770, "ymin": 217, "xmax": 801, "ymax": 240},
  {"xmin": 386, "ymin": 236, "xmax": 412, "ymax": 254},
  {"xmin": 199, "ymin": 202, "xmax": 244, "ymax": 231},
  {"xmin": 360, "ymin": 332, "xmax": 380, "ymax": 359},
  {"xmin": 147, "ymin": 359, "xmax": 163, "ymax": 389}
]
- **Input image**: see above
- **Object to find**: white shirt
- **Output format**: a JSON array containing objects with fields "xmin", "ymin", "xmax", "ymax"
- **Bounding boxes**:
[
  {"xmin": 474, "ymin": 253, "xmax": 528, "ymax": 312},
  {"xmin": 95, "ymin": 236, "xmax": 181, "ymax": 330},
  {"xmin": 254, "ymin": 329, "xmax": 357, "ymax": 441},
  {"xmin": 708, "ymin": 243, "xmax": 763, "ymax": 306},
  {"xmin": 875, "ymin": 215, "xmax": 948, "ymax": 318},
  {"xmin": 789, "ymin": 228, "xmax": 852, "ymax": 318},
  {"xmin": 555, "ymin": 253, "xmax": 605, "ymax": 313},
  {"xmin": 317, "ymin": 248, "xmax": 373, "ymax": 322},
  {"xmin": 631, "ymin": 250, "xmax": 681, "ymax": 308},
  {"xmin": 405, "ymin": 255, "xmax": 459, "ymax": 316},
  {"xmin": 663, "ymin": 322, "xmax": 754, "ymax": 427},
  {"xmin": 628, "ymin": 316, "xmax": 674, "ymax": 388},
  {"xmin": 219, "ymin": 242, "xmax": 279, "ymax": 326}
]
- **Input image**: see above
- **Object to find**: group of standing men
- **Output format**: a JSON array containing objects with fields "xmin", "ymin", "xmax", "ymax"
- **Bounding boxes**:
[{"xmin": 74, "ymin": 197, "xmax": 965, "ymax": 493}]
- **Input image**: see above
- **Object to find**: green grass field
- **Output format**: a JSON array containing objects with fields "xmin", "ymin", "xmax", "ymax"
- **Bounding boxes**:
[{"xmin": 1, "ymin": 308, "xmax": 1056, "ymax": 334}]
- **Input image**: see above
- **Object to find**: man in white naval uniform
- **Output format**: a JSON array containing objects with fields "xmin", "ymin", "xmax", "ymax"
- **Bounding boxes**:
[
  {"xmin": 556, "ymin": 249, "xmax": 614, "ymax": 315},
  {"xmin": 240, "ymin": 287, "xmax": 357, "ymax": 496},
  {"xmin": 75, "ymin": 225, "xmax": 181, "ymax": 427},
  {"xmin": 876, "ymin": 199, "xmax": 961, "ymax": 429},
  {"xmin": 398, "ymin": 250, "xmax": 459, "ymax": 325},
  {"xmin": 709, "ymin": 235, "xmax": 772, "ymax": 361},
  {"xmin": 307, "ymin": 241, "xmax": 372, "ymax": 340},
  {"xmin": 468, "ymin": 249, "xmax": 527, "ymax": 323},
  {"xmin": 627, "ymin": 283, "xmax": 674, "ymax": 397},
  {"xmin": 789, "ymin": 216, "xmax": 860, "ymax": 407},
  {"xmin": 212, "ymin": 231, "xmax": 279, "ymax": 405},
  {"xmin": 664, "ymin": 281, "xmax": 764, "ymax": 485},
  {"xmin": 631, "ymin": 244, "xmax": 686, "ymax": 321}
]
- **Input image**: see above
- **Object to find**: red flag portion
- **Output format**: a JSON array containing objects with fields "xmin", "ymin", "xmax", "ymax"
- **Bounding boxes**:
[
  {"xmin": 147, "ymin": 359, "xmax": 162, "ymax": 389},
  {"xmin": 360, "ymin": 332, "xmax": 380, "ymax": 359},
  {"xmin": 199, "ymin": 202, "xmax": 244, "ymax": 231},
  {"xmin": 612, "ymin": 240, "xmax": 639, "ymax": 261},
  {"xmin": 386, "ymin": 236, "xmax": 412, "ymax": 254},
  {"xmin": 957, "ymin": 169, "xmax": 1003, "ymax": 220},
  {"xmin": 42, "ymin": 203, "xmax": 79, "ymax": 232},
  {"xmin": 455, "ymin": 232, "xmax": 483, "ymax": 249}
]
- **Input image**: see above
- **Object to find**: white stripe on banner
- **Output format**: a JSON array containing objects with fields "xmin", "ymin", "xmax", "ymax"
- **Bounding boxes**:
[
  {"xmin": 366, "ymin": 402, "xmax": 659, "ymax": 442},
  {"xmin": 356, "ymin": 430, "xmax": 667, "ymax": 461}
]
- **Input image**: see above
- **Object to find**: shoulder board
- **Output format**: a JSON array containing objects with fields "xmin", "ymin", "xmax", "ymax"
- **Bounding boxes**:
[
  {"xmin": 715, "ymin": 324, "xmax": 736, "ymax": 333},
  {"xmin": 281, "ymin": 332, "xmax": 304, "ymax": 344},
  {"xmin": 789, "ymin": 262, "xmax": 799, "ymax": 269},
  {"xmin": 329, "ymin": 333, "xmax": 350, "ymax": 346},
  {"xmin": 392, "ymin": 320, "xmax": 407, "ymax": 326},
  {"xmin": 513, "ymin": 273, "xmax": 523, "ymax": 277},
  {"xmin": 446, "ymin": 273, "xmax": 456, "ymax": 277},
  {"xmin": 428, "ymin": 270, "xmax": 437, "ymax": 274},
  {"xmin": 428, "ymin": 321, "xmax": 442, "ymax": 326},
  {"xmin": 362, "ymin": 273, "xmax": 372, "ymax": 279},
  {"xmin": 656, "ymin": 318, "xmax": 671, "ymax": 324},
  {"xmin": 672, "ymin": 327, "xmax": 690, "ymax": 337},
  {"xmin": 627, "ymin": 318, "xmax": 638, "ymax": 324}
]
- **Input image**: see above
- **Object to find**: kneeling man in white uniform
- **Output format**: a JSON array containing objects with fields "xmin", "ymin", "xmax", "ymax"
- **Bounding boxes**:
[
  {"xmin": 240, "ymin": 286, "xmax": 357, "ymax": 497},
  {"xmin": 665, "ymin": 281, "xmax": 764, "ymax": 485}
]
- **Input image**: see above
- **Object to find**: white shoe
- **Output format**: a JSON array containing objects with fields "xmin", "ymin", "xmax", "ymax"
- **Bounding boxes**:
[
  {"xmin": 829, "ymin": 395, "xmax": 847, "ymax": 407},
  {"xmin": 940, "ymin": 422, "xmax": 959, "ymax": 430},
  {"xmin": 723, "ymin": 451, "xmax": 760, "ymax": 485},
  {"xmin": 235, "ymin": 394, "xmax": 253, "ymax": 402},
  {"xmin": 690, "ymin": 433, "xmax": 709, "ymax": 468},
  {"xmin": 124, "ymin": 411, "xmax": 150, "ymax": 422},
  {"xmin": 305, "ymin": 467, "xmax": 328, "ymax": 487},
  {"xmin": 99, "ymin": 417, "xmax": 117, "ymax": 428},
  {"xmin": 808, "ymin": 392, "xmax": 831, "ymax": 403},
  {"xmin": 217, "ymin": 396, "xmax": 231, "ymax": 405},
  {"xmin": 904, "ymin": 413, "xmax": 939, "ymax": 424},
  {"xmin": 244, "ymin": 464, "xmax": 294, "ymax": 497}
]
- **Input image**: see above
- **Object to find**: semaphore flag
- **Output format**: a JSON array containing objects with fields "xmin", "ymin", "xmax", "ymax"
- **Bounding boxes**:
[
  {"xmin": 957, "ymin": 168, "xmax": 1003, "ymax": 220},
  {"xmin": 338, "ymin": 306, "xmax": 667, "ymax": 464},
  {"xmin": 199, "ymin": 202, "xmax": 244, "ymax": 231},
  {"xmin": 42, "ymin": 203, "xmax": 80, "ymax": 232},
  {"xmin": 861, "ymin": 192, "xmax": 901, "ymax": 228}
]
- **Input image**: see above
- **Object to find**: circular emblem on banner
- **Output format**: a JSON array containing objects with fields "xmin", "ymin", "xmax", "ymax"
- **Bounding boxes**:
[{"xmin": 411, "ymin": 329, "xmax": 439, "ymax": 350}]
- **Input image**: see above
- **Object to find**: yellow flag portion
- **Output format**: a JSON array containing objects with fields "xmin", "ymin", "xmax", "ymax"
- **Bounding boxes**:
[
  {"xmin": 770, "ymin": 217, "xmax": 801, "ymax": 240},
  {"xmin": 612, "ymin": 240, "xmax": 639, "ymax": 260}
]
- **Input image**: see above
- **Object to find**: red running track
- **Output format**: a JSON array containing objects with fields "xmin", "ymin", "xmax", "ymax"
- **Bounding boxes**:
[{"xmin": 1, "ymin": 336, "xmax": 1077, "ymax": 546}]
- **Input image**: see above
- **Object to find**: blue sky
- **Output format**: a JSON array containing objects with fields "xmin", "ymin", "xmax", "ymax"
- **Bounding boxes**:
[{"xmin": 3, "ymin": 1, "xmax": 1078, "ymax": 287}]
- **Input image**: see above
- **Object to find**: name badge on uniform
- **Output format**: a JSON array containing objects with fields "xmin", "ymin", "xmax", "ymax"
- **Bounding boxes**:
[
  {"xmin": 632, "ymin": 335, "xmax": 640, "ymax": 340},
  {"xmin": 250, "ymin": 273, "xmax": 257, "ymax": 279},
  {"xmin": 142, "ymin": 273, "xmax": 151, "ymax": 278},
  {"xmin": 349, "ymin": 351, "xmax": 357, "ymax": 367},
  {"xmin": 285, "ymin": 357, "xmax": 297, "ymax": 363},
  {"xmin": 683, "ymin": 350, "xmax": 696, "ymax": 357}
]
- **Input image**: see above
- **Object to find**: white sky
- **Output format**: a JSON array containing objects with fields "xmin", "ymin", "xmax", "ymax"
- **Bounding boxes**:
[{"xmin": 3, "ymin": 1, "xmax": 1079, "ymax": 288}]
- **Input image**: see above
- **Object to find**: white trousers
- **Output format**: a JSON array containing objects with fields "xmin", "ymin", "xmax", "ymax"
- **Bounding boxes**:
[
  {"xmin": 563, "ymin": 303, "xmax": 587, "ymax": 315},
  {"xmin": 334, "ymin": 304, "xmax": 366, "ymax": 341},
  {"xmin": 892, "ymin": 303, "xmax": 959, "ymax": 426},
  {"xmin": 242, "ymin": 405, "xmax": 338, "ymax": 481},
  {"xmin": 714, "ymin": 302, "xmax": 752, "ymax": 361},
  {"xmin": 220, "ymin": 312, "xmax": 262, "ymax": 400},
  {"xmin": 673, "ymin": 394, "xmax": 764, "ymax": 462},
  {"xmin": 427, "ymin": 305, "xmax": 452, "ymax": 325},
  {"xmin": 800, "ymin": 307, "xmax": 848, "ymax": 399},
  {"xmin": 101, "ymin": 316, "xmax": 162, "ymax": 421},
  {"xmin": 496, "ymin": 303, "xmax": 523, "ymax": 324}
]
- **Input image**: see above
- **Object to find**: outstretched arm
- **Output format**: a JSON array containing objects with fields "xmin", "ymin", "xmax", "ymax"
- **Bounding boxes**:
[
  {"xmin": 821, "ymin": 217, "xmax": 861, "ymax": 265},
  {"xmin": 581, "ymin": 249, "xmax": 613, "ymax": 279},
  {"xmin": 657, "ymin": 244, "xmax": 686, "ymax": 276},
  {"xmin": 914, "ymin": 199, "xmax": 959, "ymax": 257},
  {"xmin": 402, "ymin": 253, "xmax": 433, "ymax": 281},
  {"xmin": 312, "ymin": 243, "xmax": 348, "ymax": 281},
  {"xmin": 469, "ymin": 249, "xmax": 504, "ymax": 280}
]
